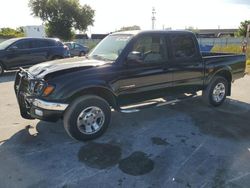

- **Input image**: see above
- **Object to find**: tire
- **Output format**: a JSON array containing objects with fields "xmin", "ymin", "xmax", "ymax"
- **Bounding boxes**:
[
  {"xmin": 63, "ymin": 95, "xmax": 111, "ymax": 141},
  {"xmin": 79, "ymin": 51, "xmax": 85, "ymax": 57},
  {"xmin": 0, "ymin": 63, "xmax": 4, "ymax": 76},
  {"xmin": 202, "ymin": 76, "xmax": 228, "ymax": 107}
]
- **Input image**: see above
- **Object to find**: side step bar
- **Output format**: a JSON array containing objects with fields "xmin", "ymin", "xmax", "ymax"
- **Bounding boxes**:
[{"xmin": 119, "ymin": 94, "xmax": 198, "ymax": 113}]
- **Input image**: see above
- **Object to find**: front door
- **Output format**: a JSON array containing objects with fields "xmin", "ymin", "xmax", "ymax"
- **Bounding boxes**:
[
  {"xmin": 5, "ymin": 39, "xmax": 32, "ymax": 68},
  {"xmin": 114, "ymin": 34, "xmax": 173, "ymax": 106}
]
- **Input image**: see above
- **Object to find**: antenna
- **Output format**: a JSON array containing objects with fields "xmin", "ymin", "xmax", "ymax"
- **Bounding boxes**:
[{"xmin": 152, "ymin": 7, "xmax": 156, "ymax": 30}]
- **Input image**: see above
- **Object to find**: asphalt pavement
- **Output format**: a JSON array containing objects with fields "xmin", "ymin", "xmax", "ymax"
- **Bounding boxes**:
[{"xmin": 0, "ymin": 71, "xmax": 250, "ymax": 188}]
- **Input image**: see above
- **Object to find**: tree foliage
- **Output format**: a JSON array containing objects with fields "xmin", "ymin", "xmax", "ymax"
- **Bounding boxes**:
[
  {"xmin": 29, "ymin": 0, "xmax": 95, "ymax": 40},
  {"xmin": 0, "ymin": 27, "xmax": 25, "ymax": 38},
  {"xmin": 237, "ymin": 20, "xmax": 250, "ymax": 37},
  {"xmin": 118, "ymin": 25, "xmax": 141, "ymax": 32}
]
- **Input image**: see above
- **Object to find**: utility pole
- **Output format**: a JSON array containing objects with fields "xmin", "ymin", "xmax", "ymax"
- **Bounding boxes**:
[
  {"xmin": 246, "ymin": 24, "xmax": 250, "ymax": 59},
  {"xmin": 152, "ymin": 7, "xmax": 156, "ymax": 30},
  {"xmin": 247, "ymin": 24, "xmax": 250, "ymax": 46}
]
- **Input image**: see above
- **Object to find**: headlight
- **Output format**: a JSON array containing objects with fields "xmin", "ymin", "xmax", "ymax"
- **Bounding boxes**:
[
  {"xmin": 29, "ymin": 80, "xmax": 55, "ymax": 96},
  {"xmin": 29, "ymin": 80, "xmax": 45, "ymax": 95}
]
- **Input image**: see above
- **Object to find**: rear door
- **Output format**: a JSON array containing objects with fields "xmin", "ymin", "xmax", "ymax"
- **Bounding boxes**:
[
  {"xmin": 115, "ymin": 34, "xmax": 173, "ymax": 105},
  {"xmin": 168, "ymin": 34, "xmax": 204, "ymax": 94},
  {"xmin": 29, "ymin": 39, "xmax": 49, "ymax": 65}
]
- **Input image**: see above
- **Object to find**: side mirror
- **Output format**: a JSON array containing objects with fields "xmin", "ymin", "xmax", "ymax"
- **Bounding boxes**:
[{"xmin": 126, "ymin": 51, "xmax": 143, "ymax": 65}]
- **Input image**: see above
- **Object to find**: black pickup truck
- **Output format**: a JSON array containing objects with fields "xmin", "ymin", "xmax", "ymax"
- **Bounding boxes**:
[{"xmin": 14, "ymin": 30, "xmax": 246, "ymax": 141}]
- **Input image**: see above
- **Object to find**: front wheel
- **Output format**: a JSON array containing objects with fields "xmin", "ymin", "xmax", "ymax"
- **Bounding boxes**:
[
  {"xmin": 202, "ymin": 76, "xmax": 228, "ymax": 106},
  {"xmin": 63, "ymin": 95, "xmax": 111, "ymax": 141}
]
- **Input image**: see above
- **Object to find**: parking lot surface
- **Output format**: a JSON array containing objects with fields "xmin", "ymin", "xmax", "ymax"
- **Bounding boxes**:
[{"xmin": 0, "ymin": 72, "xmax": 250, "ymax": 188}]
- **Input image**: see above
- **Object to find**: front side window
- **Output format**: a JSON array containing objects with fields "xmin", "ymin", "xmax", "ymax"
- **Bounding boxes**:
[
  {"xmin": 130, "ymin": 35, "xmax": 165, "ymax": 64},
  {"xmin": 15, "ymin": 40, "xmax": 31, "ymax": 49},
  {"xmin": 171, "ymin": 35, "xmax": 196, "ymax": 59},
  {"xmin": 0, "ymin": 38, "xmax": 19, "ymax": 50}
]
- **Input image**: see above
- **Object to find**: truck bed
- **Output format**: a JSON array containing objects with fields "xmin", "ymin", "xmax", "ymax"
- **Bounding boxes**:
[{"xmin": 202, "ymin": 52, "xmax": 246, "ymax": 81}]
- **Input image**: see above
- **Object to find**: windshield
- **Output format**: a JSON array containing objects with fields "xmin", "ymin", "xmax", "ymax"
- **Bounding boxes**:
[
  {"xmin": 89, "ymin": 34, "xmax": 133, "ymax": 61},
  {"xmin": 0, "ymin": 38, "xmax": 19, "ymax": 50}
]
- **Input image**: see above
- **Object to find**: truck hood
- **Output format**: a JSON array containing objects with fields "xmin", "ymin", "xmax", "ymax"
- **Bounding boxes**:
[{"xmin": 28, "ymin": 57, "xmax": 107, "ymax": 79}]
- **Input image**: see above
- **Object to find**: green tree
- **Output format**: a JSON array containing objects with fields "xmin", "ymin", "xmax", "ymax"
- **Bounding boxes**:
[
  {"xmin": 0, "ymin": 27, "xmax": 25, "ymax": 38},
  {"xmin": 29, "ymin": 0, "xmax": 95, "ymax": 40},
  {"xmin": 118, "ymin": 25, "xmax": 141, "ymax": 31},
  {"xmin": 237, "ymin": 20, "xmax": 250, "ymax": 37}
]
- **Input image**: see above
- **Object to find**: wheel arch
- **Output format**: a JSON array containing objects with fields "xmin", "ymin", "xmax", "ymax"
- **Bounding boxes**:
[
  {"xmin": 67, "ymin": 87, "xmax": 118, "ymax": 110},
  {"xmin": 206, "ymin": 68, "xmax": 232, "ymax": 96}
]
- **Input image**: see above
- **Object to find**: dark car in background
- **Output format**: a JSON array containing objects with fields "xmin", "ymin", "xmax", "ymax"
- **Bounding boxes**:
[
  {"xmin": 0, "ymin": 38, "xmax": 70, "ymax": 75},
  {"xmin": 64, "ymin": 42, "xmax": 89, "ymax": 57}
]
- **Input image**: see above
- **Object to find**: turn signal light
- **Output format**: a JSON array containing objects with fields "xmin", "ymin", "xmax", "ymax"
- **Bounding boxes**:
[{"xmin": 43, "ymin": 85, "xmax": 55, "ymax": 96}]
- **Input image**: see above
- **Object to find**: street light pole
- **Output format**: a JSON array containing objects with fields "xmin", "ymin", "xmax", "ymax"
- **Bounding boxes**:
[{"xmin": 152, "ymin": 7, "xmax": 156, "ymax": 30}]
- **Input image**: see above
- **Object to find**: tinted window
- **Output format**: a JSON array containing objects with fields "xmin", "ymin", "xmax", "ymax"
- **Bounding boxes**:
[
  {"xmin": 31, "ymin": 40, "xmax": 48, "ymax": 48},
  {"xmin": 75, "ymin": 44, "xmax": 82, "ymax": 49},
  {"xmin": 171, "ymin": 35, "xmax": 196, "ymax": 59},
  {"xmin": 15, "ymin": 40, "xmax": 32, "ymax": 49},
  {"xmin": 65, "ymin": 43, "xmax": 73, "ymax": 49},
  {"xmin": 56, "ymin": 41, "xmax": 64, "ymax": 47},
  {"xmin": 0, "ymin": 38, "xmax": 19, "ymax": 50},
  {"xmin": 47, "ymin": 40, "xmax": 57, "ymax": 47},
  {"xmin": 131, "ymin": 35, "xmax": 165, "ymax": 64}
]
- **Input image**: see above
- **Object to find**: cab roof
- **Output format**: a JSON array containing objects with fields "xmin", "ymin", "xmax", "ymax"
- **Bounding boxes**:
[{"xmin": 111, "ymin": 30, "xmax": 194, "ymax": 36}]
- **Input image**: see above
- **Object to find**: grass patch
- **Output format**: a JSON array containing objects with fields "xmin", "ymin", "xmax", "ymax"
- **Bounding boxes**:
[{"xmin": 212, "ymin": 44, "xmax": 250, "ymax": 58}]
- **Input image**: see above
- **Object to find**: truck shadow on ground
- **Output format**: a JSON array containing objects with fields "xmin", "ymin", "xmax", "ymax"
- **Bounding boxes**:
[
  {"xmin": 1, "ymin": 97, "xmax": 250, "ymax": 187},
  {"xmin": 0, "ymin": 71, "xmax": 16, "ymax": 83}
]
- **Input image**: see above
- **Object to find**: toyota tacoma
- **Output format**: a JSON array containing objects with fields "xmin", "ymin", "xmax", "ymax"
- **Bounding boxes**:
[{"xmin": 14, "ymin": 30, "xmax": 246, "ymax": 141}]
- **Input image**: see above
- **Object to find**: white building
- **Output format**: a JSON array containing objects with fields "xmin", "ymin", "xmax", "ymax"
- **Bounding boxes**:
[{"xmin": 23, "ymin": 25, "xmax": 46, "ymax": 38}]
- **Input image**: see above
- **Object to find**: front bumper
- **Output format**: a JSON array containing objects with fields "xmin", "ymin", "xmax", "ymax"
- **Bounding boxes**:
[
  {"xmin": 14, "ymin": 69, "xmax": 68, "ymax": 122},
  {"xmin": 32, "ymin": 99, "xmax": 68, "ymax": 111},
  {"xmin": 29, "ymin": 99, "xmax": 68, "ymax": 122}
]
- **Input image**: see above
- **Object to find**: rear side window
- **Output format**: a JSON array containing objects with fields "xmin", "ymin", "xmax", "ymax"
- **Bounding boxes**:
[
  {"xmin": 56, "ymin": 41, "xmax": 64, "ymax": 47},
  {"xmin": 31, "ymin": 40, "xmax": 49, "ymax": 48},
  {"xmin": 170, "ymin": 35, "xmax": 196, "ymax": 59},
  {"xmin": 47, "ymin": 40, "xmax": 57, "ymax": 47},
  {"xmin": 75, "ymin": 44, "xmax": 82, "ymax": 49}
]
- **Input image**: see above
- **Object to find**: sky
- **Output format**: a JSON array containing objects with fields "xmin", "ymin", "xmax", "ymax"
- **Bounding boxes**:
[{"xmin": 0, "ymin": 0, "xmax": 250, "ymax": 34}]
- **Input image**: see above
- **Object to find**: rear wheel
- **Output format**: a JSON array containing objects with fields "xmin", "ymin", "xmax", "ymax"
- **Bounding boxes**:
[
  {"xmin": 202, "ymin": 76, "xmax": 228, "ymax": 106},
  {"xmin": 63, "ymin": 95, "xmax": 111, "ymax": 141},
  {"xmin": 0, "ymin": 63, "xmax": 4, "ymax": 76},
  {"xmin": 79, "ymin": 51, "xmax": 85, "ymax": 57}
]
